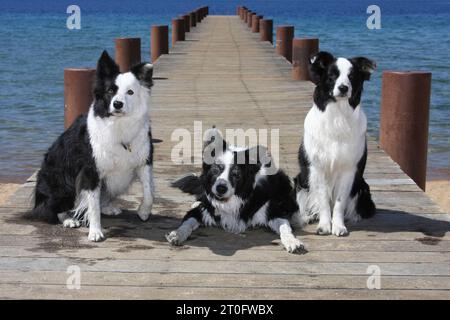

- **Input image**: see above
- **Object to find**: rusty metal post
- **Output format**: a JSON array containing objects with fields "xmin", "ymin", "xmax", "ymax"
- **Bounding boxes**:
[
  {"xmin": 276, "ymin": 26, "xmax": 294, "ymax": 62},
  {"xmin": 292, "ymin": 38, "xmax": 319, "ymax": 81},
  {"xmin": 379, "ymin": 71, "xmax": 432, "ymax": 191},
  {"xmin": 252, "ymin": 15, "xmax": 262, "ymax": 33},
  {"xmin": 247, "ymin": 11, "xmax": 253, "ymax": 26},
  {"xmin": 237, "ymin": 6, "xmax": 241, "ymax": 16},
  {"xmin": 182, "ymin": 14, "xmax": 191, "ymax": 33},
  {"xmin": 151, "ymin": 25, "xmax": 168, "ymax": 63},
  {"xmin": 190, "ymin": 12, "xmax": 197, "ymax": 27},
  {"xmin": 245, "ymin": 10, "xmax": 250, "ymax": 23},
  {"xmin": 260, "ymin": 19, "xmax": 273, "ymax": 44},
  {"xmin": 248, "ymin": 13, "xmax": 256, "ymax": 28},
  {"xmin": 64, "ymin": 68, "xmax": 95, "ymax": 129},
  {"xmin": 115, "ymin": 37, "xmax": 141, "ymax": 73},
  {"xmin": 241, "ymin": 7, "xmax": 247, "ymax": 20},
  {"xmin": 172, "ymin": 18, "xmax": 185, "ymax": 46}
]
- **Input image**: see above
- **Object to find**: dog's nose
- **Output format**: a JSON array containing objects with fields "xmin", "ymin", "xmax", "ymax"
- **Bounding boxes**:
[
  {"xmin": 216, "ymin": 183, "xmax": 228, "ymax": 195},
  {"xmin": 113, "ymin": 101, "xmax": 124, "ymax": 110},
  {"xmin": 338, "ymin": 85, "xmax": 349, "ymax": 94}
]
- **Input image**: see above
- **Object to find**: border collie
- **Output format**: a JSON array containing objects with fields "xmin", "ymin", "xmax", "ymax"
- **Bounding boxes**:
[
  {"xmin": 294, "ymin": 51, "xmax": 376, "ymax": 236},
  {"xmin": 29, "ymin": 51, "xmax": 155, "ymax": 242},
  {"xmin": 166, "ymin": 128, "xmax": 306, "ymax": 254}
]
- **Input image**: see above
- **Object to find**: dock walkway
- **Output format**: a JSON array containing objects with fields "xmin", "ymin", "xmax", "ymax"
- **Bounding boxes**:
[{"xmin": 1, "ymin": 16, "xmax": 449, "ymax": 299}]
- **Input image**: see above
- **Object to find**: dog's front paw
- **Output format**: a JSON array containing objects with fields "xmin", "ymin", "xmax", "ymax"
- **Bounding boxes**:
[
  {"xmin": 282, "ymin": 237, "xmax": 307, "ymax": 254},
  {"xmin": 102, "ymin": 205, "xmax": 122, "ymax": 216},
  {"xmin": 137, "ymin": 205, "xmax": 152, "ymax": 222},
  {"xmin": 332, "ymin": 223, "xmax": 348, "ymax": 237},
  {"xmin": 316, "ymin": 220, "xmax": 332, "ymax": 235},
  {"xmin": 166, "ymin": 230, "xmax": 184, "ymax": 246},
  {"xmin": 88, "ymin": 228, "xmax": 105, "ymax": 242}
]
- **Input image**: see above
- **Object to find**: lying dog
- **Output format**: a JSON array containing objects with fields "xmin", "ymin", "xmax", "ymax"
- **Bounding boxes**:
[
  {"xmin": 29, "ymin": 51, "xmax": 155, "ymax": 241},
  {"xmin": 166, "ymin": 128, "xmax": 306, "ymax": 254},
  {"xmin": 295, "ymin": 51, "xmax": 376, "ymax": 236}
]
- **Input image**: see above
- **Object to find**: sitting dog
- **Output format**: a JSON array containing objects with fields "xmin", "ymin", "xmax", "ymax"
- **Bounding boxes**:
[
  {"xmin": 29, "ymin": 50, "xmax": 155, "ymax": 241},
  {"xmin": 295, "ymin": 51, "xmax": 376, "ymax": 236},
  {"xmin": 166, "ymin": 128, "xmax": 306, "ymax": 254}
]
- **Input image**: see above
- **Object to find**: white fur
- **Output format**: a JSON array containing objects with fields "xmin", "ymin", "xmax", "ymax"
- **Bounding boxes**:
[
  {"xmin": 333, "ymin": 58, "xmax": 353, "ymax": 97},
  {"xmin": 297, "ymin": 80, "xmax": 367, "ymax": 236},
  {"xmin": 76, "ymin": 69, "xmax": 154, "ymax": 241},
  {"xmin": 166, "ymin": 217, "xmax": 199, "ymax": 246},
  {"xmin": 268, "ymin": 218, "xmax": 305, "ymax": 253}
]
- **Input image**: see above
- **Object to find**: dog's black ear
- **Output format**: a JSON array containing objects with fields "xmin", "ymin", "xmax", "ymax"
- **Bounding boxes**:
[
  {"xmin": 203, "ymin": 127, "xmax": 227, "ymax": 164},
  {"xmin": 350, "ymin": 57, "xmax": 376, "ymax": 81},
  {"xmin": 96, "ymin": 50, "xmax": 119, "ymax": 80},
  {"xmin": 171, "ymin": 174, "xmax": 204, "ymax": 196},
  {"xmin": 309, "ymin": 51, "xmax": 335, "ymax": 84},
  {"xmin": 131, "ymin": 62, "xmax": 154, "ymax": 89}
]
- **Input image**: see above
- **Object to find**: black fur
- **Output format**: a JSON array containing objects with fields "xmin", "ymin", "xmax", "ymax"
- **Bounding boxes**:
[
  {"xmin": 28, "ymin": 115, "xmax": 98, "ymax": 223},
  {"xmin": 350, "ymin": 144, "xmax": 376, "ymax": 218}
]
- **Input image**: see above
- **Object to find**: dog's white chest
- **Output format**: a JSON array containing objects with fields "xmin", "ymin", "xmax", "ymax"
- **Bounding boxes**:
[
  {"xmin": 87, "ymin": 110, "xmax": 150, "ymax": 195},
  {"xmin": 304, "ymin": 102, "xmax": 367, "ymax": 171}
]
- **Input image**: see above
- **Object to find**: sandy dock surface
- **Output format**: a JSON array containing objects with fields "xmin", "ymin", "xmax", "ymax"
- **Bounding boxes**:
[
  {"xmin": 426, "ymin": 180, "xmax": 450, "ymax": 214},
  {"xmin": 0, "ymin": 183, "xmax": 21, "ymax": 206}
]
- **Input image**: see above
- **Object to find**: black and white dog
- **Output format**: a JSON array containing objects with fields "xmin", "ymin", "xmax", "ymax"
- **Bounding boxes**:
[
  {"xmin": 29, "ymin": 51, "xmax": 155, "ymax": 242},
  {"xmin": 295, "ymin": 51, "xmax": 376, "ymax": 236},
  {"xmin": 166, "ymin": 128, "xmax": 306, "ymax": 254}
]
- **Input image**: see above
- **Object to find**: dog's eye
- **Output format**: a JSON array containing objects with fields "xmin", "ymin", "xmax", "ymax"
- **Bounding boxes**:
[
  {"xmin": 127, "ymin": 89, "xmax": 134, "ymax": 95},
  {"xmin": 108, "ymin": 88, "xmax": 115, "ymax": 94}
]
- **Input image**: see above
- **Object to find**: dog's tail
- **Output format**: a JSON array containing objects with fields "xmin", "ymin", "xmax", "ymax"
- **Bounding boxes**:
[{"xmin": 171, "ymin": 174, "xmax": 204, "ymax": 196}]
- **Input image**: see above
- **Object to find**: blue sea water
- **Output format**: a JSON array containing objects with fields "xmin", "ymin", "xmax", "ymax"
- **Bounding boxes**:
[{"xmin": 0, "ymin": 0, "xmax": 449, "ymax": 182}]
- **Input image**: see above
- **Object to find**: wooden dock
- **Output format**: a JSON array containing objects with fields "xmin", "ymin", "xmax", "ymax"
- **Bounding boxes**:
[{"xmin": 1, "ymin": 16, "xmax": 449, "ymax": 299}]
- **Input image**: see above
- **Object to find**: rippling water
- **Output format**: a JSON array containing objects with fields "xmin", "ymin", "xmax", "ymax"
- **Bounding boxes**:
[{"xmin": 0, "ymin": 0, "xmax": 449, "ymax": 182}]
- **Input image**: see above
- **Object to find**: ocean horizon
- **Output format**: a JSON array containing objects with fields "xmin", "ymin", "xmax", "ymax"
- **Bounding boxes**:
[{"xmin": 0, "ymin": 0, "xmax": 449, "ymax": 182}]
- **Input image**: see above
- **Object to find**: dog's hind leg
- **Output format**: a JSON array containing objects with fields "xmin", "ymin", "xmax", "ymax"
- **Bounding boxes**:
[
  {"xmin": 136, "ymin": 164, "xmax": 154, "ymax": 221},
  {"xmin": 268, "ymin": 218, "xmax": 306, "ymax": 254}
]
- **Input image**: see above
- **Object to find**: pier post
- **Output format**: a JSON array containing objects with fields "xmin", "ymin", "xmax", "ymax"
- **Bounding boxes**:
[
  {"xmin": 260, "ymin": 19, "xmax": 273, "ymax": 44},
  {"xmin": 172, "ymin": 18, "xmax": 185, "ymax": 46},
  {"xmin": 380, "ymin": 71, "xmax": 432, "ymax": 191},
  {"xmin": 115, "ymin": 37, "xmax": 141, "ymax": 73},
  {"xmin": 190, "ymin": 12, "xmax": 197, "ymax": 27},
  {"xmin": 245, "ymin": 10, "xmax": 250, "ymax": 23},
  {"xmin": 292, "ymin": 38, "xmax": 319, "ymax": 81},
  {"xmin": 252, "ymin": 15, "xmax": 263, "ymax": 33},
  {"xmin": 182, "ymin": 14, "xmax": 191, "ymax": 33},
  {"xmin": 241, "ymin": 7, "xmax": 247, "ymax": 20},
  {"xmin": 276, "ymin": 26, "xmax": 294, "ymax": 62},
  {"xmin": 151, "ymin": 25, "xmax": 169, "ymax": 62},
  {"xmin": 64, "ymin": 68, "xmax": 95, "ymax": 129},
  {"xmin": 248, "ymin": 13, "xmax": 256, "ymax": 28}
]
